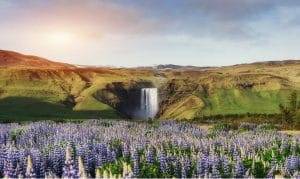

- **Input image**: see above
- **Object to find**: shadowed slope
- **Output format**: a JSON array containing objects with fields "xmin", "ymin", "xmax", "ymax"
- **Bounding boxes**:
[{"xmin": 0, "ymin": 97, "xmax": 120, "ymax": 121}]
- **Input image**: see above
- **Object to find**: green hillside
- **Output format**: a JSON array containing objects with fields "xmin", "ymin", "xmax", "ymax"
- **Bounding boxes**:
[
  {"xmin": 203, "ymin": 89, "xmax": 293, "ymax": 115},
  {"xmin": 1, "ymin": 50, "xmax": 300, "ymax": 121}
]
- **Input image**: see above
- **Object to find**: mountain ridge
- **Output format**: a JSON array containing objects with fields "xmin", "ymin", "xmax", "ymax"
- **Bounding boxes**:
[
  {"xmin": 0, "ymin": 49, "xmax": 75, "ymax": 68},
  {"xmin": 1, "ymin": 49, "xmax": 300, "ymax": 69}
]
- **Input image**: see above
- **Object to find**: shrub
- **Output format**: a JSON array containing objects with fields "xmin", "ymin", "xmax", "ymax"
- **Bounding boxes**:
[
  {"xmin": 212, "ymin": 122, "xmax": 230, "ymax": 132},
  {"xmin": 256, "ymin": 123, "xmax": 277, "ymax": 131},
  {"xmin": 238, "ymin": 122, "xmax": 257, "ymax": 131}
]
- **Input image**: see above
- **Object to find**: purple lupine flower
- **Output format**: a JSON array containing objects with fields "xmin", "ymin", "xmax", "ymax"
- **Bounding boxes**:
[
  {"xmin": 280, "ymin": 140, "xmax": 288, "ymax": 151},
  {"xmin": 203, "ymin": 155, "xmax": 210, "ymax": 175},
  {"xmin": 123, "ymin": 143, "xmax": 130, "ymax": 159},
  {"xmin": 196, "ymin": 156, "xmax": 204, "ymax": 177},
  {"xmin": 146, "ymin": 146, "xmax": 155, "ymax": 165},
  {"xmin": 221, "ymin": 155, "xmax": 230, "ymax": 176},
  {"xmin": 172, "ymin": 157, "xmax": 181, "ymax": 178},
  {"xmin": 99, "ymin": 144, "xmax": 107, "ymax": 166},
  {"xmin": 179, "ymin": 156, "xmax": 191, "ymax": 178},
  {"xmin": 77, "ymin": 144, "xmax": 95, "ymax": 175},
  {"xmin": 234, "ymin": 160, "xmax": 245, "ymax": 178},
  {"xmin": 158, "ymin": 150, "xmax": 168, "ymax": 174},
  {"xmin": 285, "ymin": 155, "xmax": 299, "ymax": 172},
  {"xmin": 0, "ymin": 119, "xmax": 300, "ymax": 178},
  {"xmin": 0, "ymin": 149, "xmax": 4, "ymax": 176},
  {"xmin": 181, "ymin": 161, "xmax": 187, "ymax": 178},
  {"xmin": 233, "ymin": 150, "xmax": 240, "ymax": 161},
  {"xmin": 33, "ymin": 150, "xmax": 45, "ymax": 178},
  {"xmin": 211, "ymin": 154, "xmax": 220, "ymax": 178},
  {"xmin": 52, "ymin": 144, "xmax": 64, "ymax": 176},
  {"xmin": 42, "ymin": 151, "xmax": 52, "ymax": 175},
  {"xmin": 87, "ymin": 147, "xmax": 96, "ymax": 174},
  {"xmin": 106, "ymin": 149, "xmax": 113, "ymax": 163},
  {"xmin": 3, "ymin": 161, "xmax": 18, "ymax": 178},
  {"xmin": 131, "ymin": 149, "xmax": 140, "ymax": 177},
  {"xmin": 17, "ymin": 149, "xmax": 27, "ymax": 177},
  {"xmin": 111, "ymin": 151, "xmax": 117, "ymax": 161},
  {"xmin": 76, "ymin": 145, "xmax": 87, "ymax": 166},
  {"xmin": 62, "ymin": 147, "xmax": 78, "ymax": 178},
  {"xmin": 3, "ymin": 147, "xmax": 19, "ymax": 178},
  {"xmin": 95, "ymin": 154, "xmax": 102, "ymax": 168},
  {"xmin": 183, "ymin": 157, "xmax": 191, "ymax": 176}
]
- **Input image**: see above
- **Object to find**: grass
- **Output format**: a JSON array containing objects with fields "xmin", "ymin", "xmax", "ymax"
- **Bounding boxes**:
[
  {"xmin": 161, "ymin": 88, "xmax": 297, "ymax": 120},
  {"xmin": 0, "ymin": 66, "xmax": 299, "ymax": 121},
  {"xmin": 0, "ymin": 96, "xmax": 120, "ymax": 122},
  {"xmin": 0, "ymin": 69, "xmax": 160, "ymax": 121},
  {"xmin": 201, "ymin": 88, "xmax": 295, "ymax": 116},
  {"xmin": 160, "ymin": 95, "xmax": 204, "ymax": 120},
  {"xmin": 0, "ymin": 70, "xmax": 123, "ymax": 121}
]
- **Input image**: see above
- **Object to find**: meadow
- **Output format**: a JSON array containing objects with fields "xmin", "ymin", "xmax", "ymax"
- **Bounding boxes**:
[{"xmin": 0, "ymin": 119, "xmax": 299, "ymax": 178}]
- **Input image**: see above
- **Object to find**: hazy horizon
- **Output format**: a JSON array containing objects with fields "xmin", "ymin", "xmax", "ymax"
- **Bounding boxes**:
[{"xmin": 1, "ymin": 0, "xmax": 300, "ymax": 67}]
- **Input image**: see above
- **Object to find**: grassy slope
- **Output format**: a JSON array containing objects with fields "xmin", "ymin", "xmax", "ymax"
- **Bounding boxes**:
[
  {"xmin": 203, "ymin": 89, "xmax": 294, "ymax": 115},
  {"xmin": 158, "ymin": 62, "xmax": 300, "ymax": 119},
  {"xmin": 160, "ymin": 95, "xmax": 204, "ymax": 120},
  {"xmin": 0, "ymin": 61, "xmax": 300, "ymax": 121},
  {"xmin": 0, "ymin": 68, "xmax": 161, "ymax": 121},
  {"xmin": 0, "ymin": 69, "xmax": 121, "ymax": 121},
  {"xmin": 72, "ymin": 75, "xmax": 126, "ymax": 118},
  {"xmin": 159, "ymin": 89, "xmax": 297, "ymax": 120}
]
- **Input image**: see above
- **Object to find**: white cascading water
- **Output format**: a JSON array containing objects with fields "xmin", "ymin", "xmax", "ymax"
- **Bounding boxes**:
[{"xmin": 140, "ymin": 88, "xmax": 158, "ymax": 119}]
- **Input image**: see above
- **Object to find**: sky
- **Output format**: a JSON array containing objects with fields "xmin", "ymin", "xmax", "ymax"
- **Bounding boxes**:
[{"xmin": 1, "ymin": 0, "xmax": 300, "ymax": 67}]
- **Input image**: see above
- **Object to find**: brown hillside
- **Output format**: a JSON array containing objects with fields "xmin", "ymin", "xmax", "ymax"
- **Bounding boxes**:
[{"xmin": 0, "ymin": 50, "xmax": 75, "ymax": 68}]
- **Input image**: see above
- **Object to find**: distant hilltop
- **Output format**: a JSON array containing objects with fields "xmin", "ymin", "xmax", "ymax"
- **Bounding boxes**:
[
  {"xmin": 0, "ymin": 49, "xmax": 75, "ymax": 68},
  {"xmin": 1, "ymin": 49, "xmax": 300, "ymax": 69}
]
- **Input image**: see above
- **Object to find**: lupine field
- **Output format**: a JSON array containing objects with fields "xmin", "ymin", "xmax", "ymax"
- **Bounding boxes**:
[{"xmin": 0, "ymin": 120, "xmax": 300, "ymax": 178}]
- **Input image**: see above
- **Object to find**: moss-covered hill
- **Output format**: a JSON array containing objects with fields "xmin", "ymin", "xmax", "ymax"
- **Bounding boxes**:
[{"xmin": 0, "ymin": 50, "xmax": 299, "ymax": 121}]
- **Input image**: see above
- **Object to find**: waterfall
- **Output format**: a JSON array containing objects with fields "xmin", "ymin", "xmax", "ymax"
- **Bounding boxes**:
[{"xmin": 140, "ymin": 88, "xmax": 158, "ymax": 119}]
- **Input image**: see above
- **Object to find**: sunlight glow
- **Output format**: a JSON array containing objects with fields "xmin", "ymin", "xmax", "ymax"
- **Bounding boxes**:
[{"xmin": 46, "ymin": 32, "xmax": 75, "ymax": 46}]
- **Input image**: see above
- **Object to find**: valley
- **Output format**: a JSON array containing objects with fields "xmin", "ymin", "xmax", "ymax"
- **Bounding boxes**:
[{"xmin": 0, "ymin": 50, "xmax": 300, "ymax": 121}]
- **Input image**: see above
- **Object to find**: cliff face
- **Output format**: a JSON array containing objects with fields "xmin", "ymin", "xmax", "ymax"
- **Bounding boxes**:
[
  {"xmin": 93, "ymin": 81, "xmax": 154, "ymax": 118},
  {"xmin": 0, "ymin": 50, "xmax": 300, "ymax": 120}
]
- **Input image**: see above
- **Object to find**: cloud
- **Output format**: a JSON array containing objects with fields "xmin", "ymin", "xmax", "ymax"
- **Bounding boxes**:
[
  {"xmin": 0, "ymin": 0, "xmax": 159, "ymax": 37},
  {"xmin": 1, "ymin": 0, "xmax": 300, "ymax": 41},
  {"xmin": 133, "ymin": 0, "xmax": 300, "ymax": 38},
  {"xmin": 178, "ymin": 0, "xmax": 300, "ymax": 21},
  {"xmin": 145, "ymin": 0, "xmax": 300, "ymax": 40}
]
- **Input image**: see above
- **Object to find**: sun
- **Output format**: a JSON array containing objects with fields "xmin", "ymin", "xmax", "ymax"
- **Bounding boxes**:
[{"xmin": 46, "ymin": 32, "xmax": 75, "ymax": 46}]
